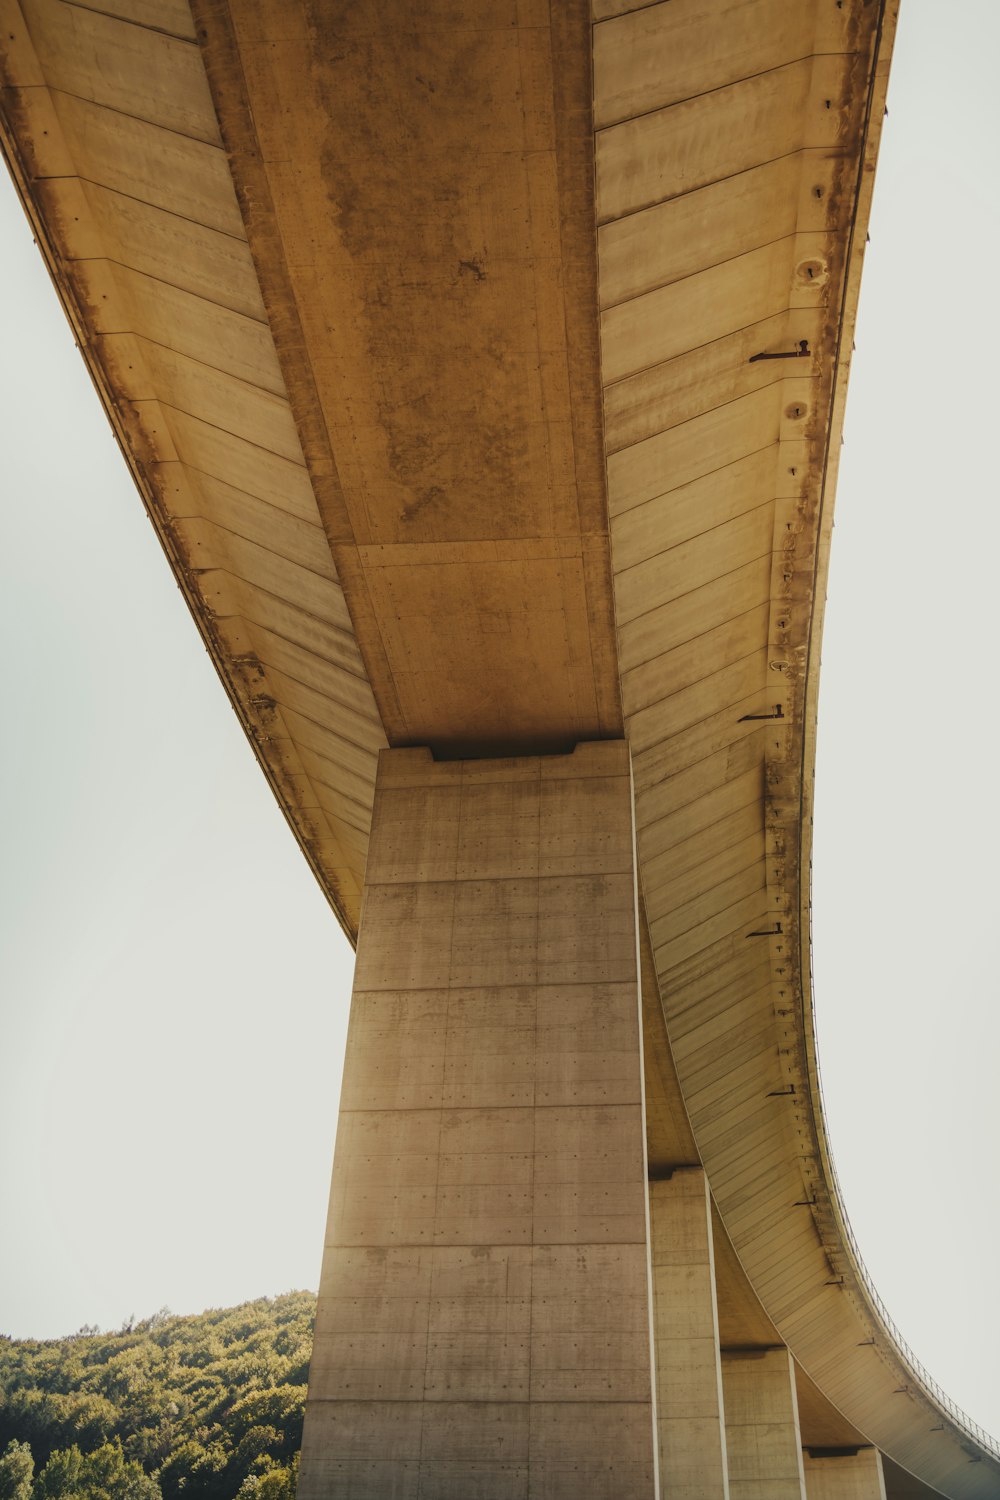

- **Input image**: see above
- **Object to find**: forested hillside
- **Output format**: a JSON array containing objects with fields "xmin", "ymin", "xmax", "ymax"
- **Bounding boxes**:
[{"xmin": 0, "ymin": 1293, "xmax": 315, "ymax": 1500}]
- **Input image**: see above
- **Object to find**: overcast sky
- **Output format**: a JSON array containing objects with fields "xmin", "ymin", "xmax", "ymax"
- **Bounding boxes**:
[
  {"xmin": 811, "ymin": 0, "xmax": 1000, "ymax": 1443},
  {"xmin": 2, "ymin": 0, "xmax": 998, "ymax": 1449}
]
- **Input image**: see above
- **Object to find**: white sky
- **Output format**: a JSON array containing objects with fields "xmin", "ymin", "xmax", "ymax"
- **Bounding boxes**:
[
  {"xmin": 811, "ymin": 0, "xmax": 1000, "ymax": 1443},
  {"xmin": 1, "ymin": 0, "xmax": 998, "ymax": 1448}
]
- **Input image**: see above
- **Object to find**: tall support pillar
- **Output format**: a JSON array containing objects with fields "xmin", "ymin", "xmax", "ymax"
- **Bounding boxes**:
[
  {"xmin": 299, "ymin": 742, "xmax": 659, "ymax": 1500},
  {"xmin": 803, "ymin": 1449, "xmax": 887, "ymax": 1499},
  {"xmin": 649, "ymin": 1170, "xmax": 729, "ymax": 1498},
  {"xmin": 722, "ymin": 1347, "xmax": 807, "ymax": 1500}
]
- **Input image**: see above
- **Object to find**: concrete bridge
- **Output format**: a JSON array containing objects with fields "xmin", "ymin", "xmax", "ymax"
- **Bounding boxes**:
[{"xmin": 2, "ymin": 1, "xmax": 997, "ymax": 1495}]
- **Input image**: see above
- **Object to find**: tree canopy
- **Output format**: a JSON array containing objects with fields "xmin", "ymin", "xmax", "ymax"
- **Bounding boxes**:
[{"xmin": 0, "ymin": 1294, "xmax": 315, "ymax": 1500}]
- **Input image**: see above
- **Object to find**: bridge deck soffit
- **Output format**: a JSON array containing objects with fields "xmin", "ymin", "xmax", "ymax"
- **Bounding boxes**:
[
  {"xmin": 2, "ymin": 0, "xmax": 998, "ymax": 1494},
  {"xmin": 193, "ymin": 0, "xmax": 623, "ymax": 760}
]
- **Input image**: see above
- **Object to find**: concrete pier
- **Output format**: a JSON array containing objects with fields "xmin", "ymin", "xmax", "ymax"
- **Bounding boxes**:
[
  {"xmin": 803, "ymin": 1449, "xmax": 887, "ymax": 1500},
  {"xmin": 649, "ymin": 1169, "xmax": 729, "ymax": 1497},
  {"xmin": 299, "ymin": 742, "xmax": 659, "ymax": 1499},
  {"xmin": 722, "ymin": 1346, "xmax": 807, "ymax": 1500}
]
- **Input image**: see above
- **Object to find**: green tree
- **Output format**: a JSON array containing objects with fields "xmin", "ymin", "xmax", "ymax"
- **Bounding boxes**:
[
  {"xmin": 224, "ymin": 1391, "xmax": 303, "ymax": 1457},
  {"xmin": 228, "ymin": 1428, "xmax": 280, "ymax": 1487},
  {"xmin": 0, "ymin": 1440, "xmax": 34, "ymax": 1500},
  {"xmin": 234, "ymin": 1466, "xmax": 295, "ymax": 1500},
  {"xmin": 64, "ymin": 1398, "xmax": 117, "ymax": 1452},
  {"xmin": 33, "ymin": 1445, "xmax": 82, "ymax": 1500},
  {"xmin": 79, "ymin": 1440, "xmax": 160, "ymax": 1500},
  {"xmin": 0, "ymin": 1293, "xmax": 316, "ymax": 1500}
]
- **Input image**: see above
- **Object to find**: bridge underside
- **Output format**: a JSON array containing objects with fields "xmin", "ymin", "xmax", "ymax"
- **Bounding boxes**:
[{"xmin": 2, "ymin": 0, "xmax": 997, "ymax": 1495}]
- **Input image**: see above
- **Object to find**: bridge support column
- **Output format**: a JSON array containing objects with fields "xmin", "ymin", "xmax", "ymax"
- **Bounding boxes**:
[
  {"xmin": 299, "ymin": 742, "xmax": 659, "ymax": 1500},
  {"xmin": 649, "ymin": 1169, "xmax": 729, "ymax": 1498},
  {"xmin": 722, "ymin": 1347, "xmax": 807, "ymax": 1499},
  {"xmin": 802, "ymin": 1449, "xmax": 886, "ymax": 1499}
]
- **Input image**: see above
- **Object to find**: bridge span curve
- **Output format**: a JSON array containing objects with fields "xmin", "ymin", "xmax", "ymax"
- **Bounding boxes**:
[{"xmin": 3, "ymin": 1, "xmax": 996, "ymax": 1495}]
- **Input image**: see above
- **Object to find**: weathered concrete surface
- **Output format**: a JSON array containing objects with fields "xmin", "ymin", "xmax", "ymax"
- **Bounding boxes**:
[
  {"xmin": 300, "ymin": 742, "xmax": 657, "ymax": 1499},
  {"xmin": 722, "ymin": 1346, "xmax": 807, "ymax": 1500},
  {"xmin": 193, "ymin": 0, "xmax": 622, "ymax": 758},
  {"xmin": 649, "ymin": 1170, "xmax": 729, "ymax": 1498},
  {"xmin": 7, "ymin": 2, "xmax": 1000, "ymax": 1493},
  {"xmin": 804, "ymin": 1447, "xmax": 887, "ymax": 1500}
]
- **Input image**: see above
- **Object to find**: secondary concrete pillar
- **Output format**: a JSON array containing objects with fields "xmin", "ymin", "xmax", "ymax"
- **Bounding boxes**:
[
  {"xmin": 803, "ymin": 1448, "xmax": 887, "ymax": 1499},
  {"xmin": 299, "ymin": 742, "xmax": 659, "ymax": 1500},
  {"xmin": 649, "ymin": 1170, "xmax": 729, "ymax": 1498},
  {"xmin": 722, "ymin": 1346, "xmax": 807, "ymax": 1500}
]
